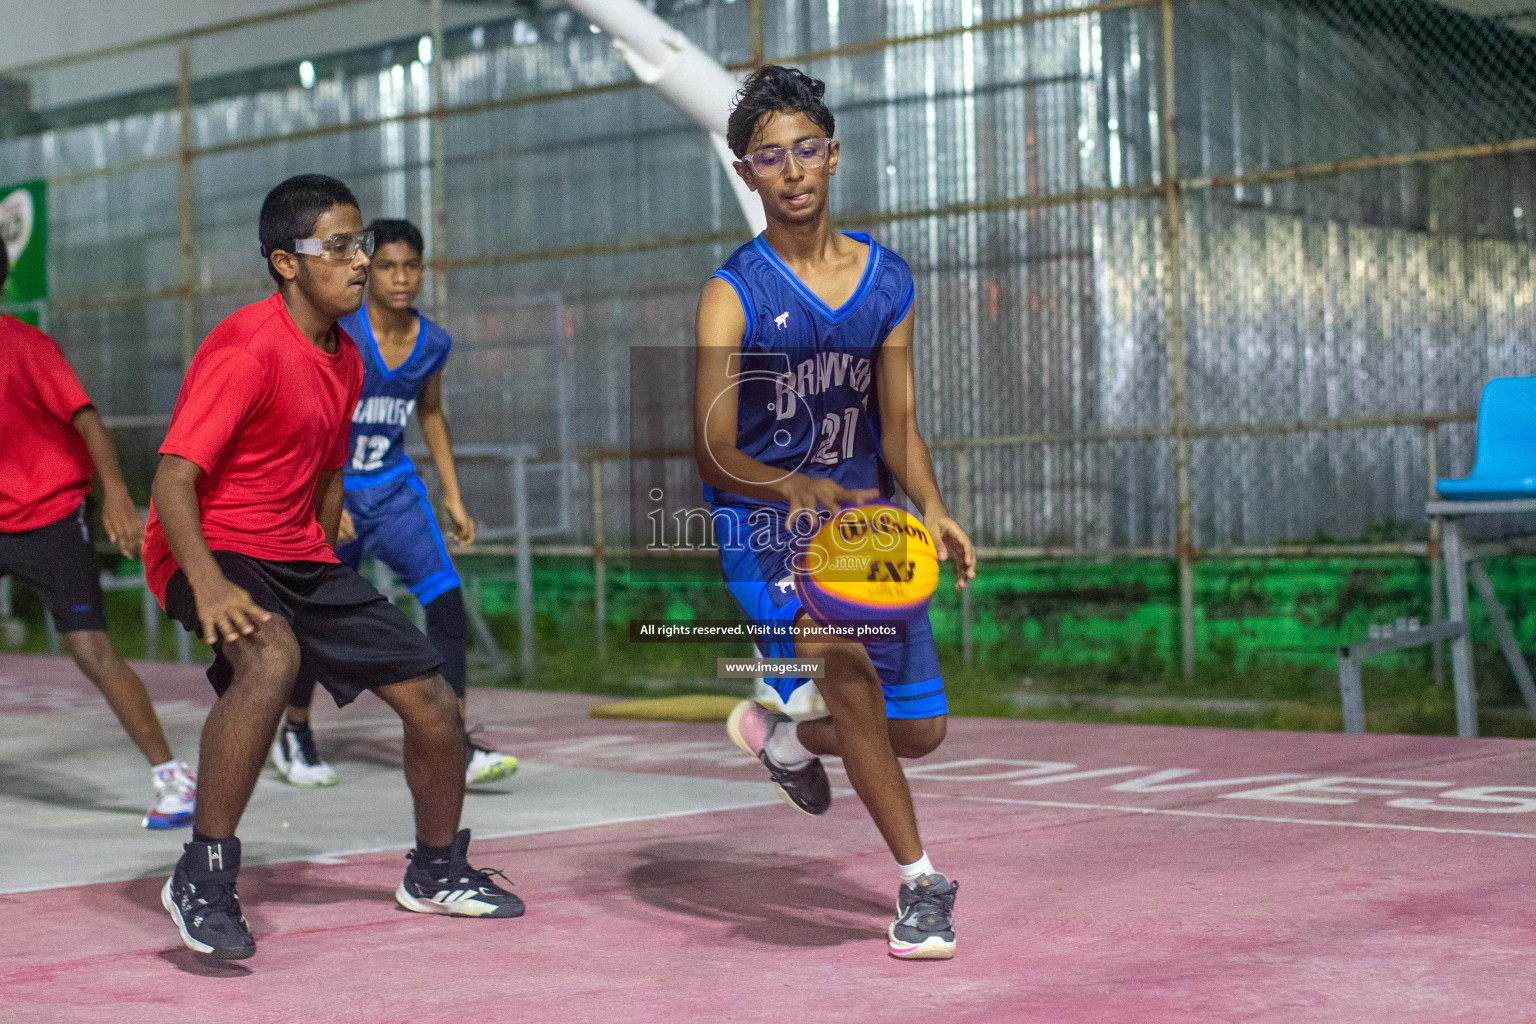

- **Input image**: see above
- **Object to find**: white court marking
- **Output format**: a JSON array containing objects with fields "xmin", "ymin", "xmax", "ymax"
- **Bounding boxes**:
[
  {"xmin": 925, "ymin": 792, "xmax": 1536, "ymax": 841},
  {"xmin": 0, "ymin": 701, "xmax": 785, "ymax": 896},
  {"xmin": 0, "ymin": 796, "xmax": 782, "ymax": 896}
]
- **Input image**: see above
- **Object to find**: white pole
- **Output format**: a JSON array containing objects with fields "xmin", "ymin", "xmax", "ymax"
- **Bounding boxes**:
[{"xmin": 564, "ymin": 0, "xmax": 766, "ymax": 236}]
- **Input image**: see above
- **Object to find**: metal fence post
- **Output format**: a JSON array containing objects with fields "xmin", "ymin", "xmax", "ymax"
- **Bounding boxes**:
[
  {"xmin": 956, "ymin": 445, "xmax": 973, "ymax": 665},
  {"xmin": 592, "ymin": 458, "xmax": 606, "ymax": 660},
  {"xmin": 1338, "ymin": 649, "xmax": 1365, "ymax": 734},
  {"xmin": 0, "ymin": 577, "xmax": 16, "ymax": 647},
  {"xmin": 1161, "ymin": 0, "xmax": 1196, "ymax": 684},
  {"xmin": 175, "ymin": 623, "xmax": 193, "ymax": 665},
  {"xmin": 513, "ymin": 451, "xmax": 535, "ymax": 678},
  {"xmin": 177, "ymin": 41, "xmax": 196, "ymax": 370},
  {"xmin": 1440, "ymin": 518, "xmax": 1477, "ymax": 737},
  {"xmin": 1426, "ymin": 423, "xmax": 1444, "ymax": 686},
  {"xmin": 428, "ymin": 0, "xmax": 449, "ymax": 311},
  {"xmin": 142, "ymin": 584, "xmax": 161, "ymax": 660},
  {"xmin": 747, "ymin": 0, "xmax": 764, "ymax": 68}
]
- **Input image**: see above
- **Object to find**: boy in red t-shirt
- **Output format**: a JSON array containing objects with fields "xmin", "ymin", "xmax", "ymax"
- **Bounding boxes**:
[
  {"xmin": 146, "ymin": 175, "xmax": 521, "ymax": 960},
  {"xmin": 0, "ymin": 244, "xmax": 196, "ymax": 830}
]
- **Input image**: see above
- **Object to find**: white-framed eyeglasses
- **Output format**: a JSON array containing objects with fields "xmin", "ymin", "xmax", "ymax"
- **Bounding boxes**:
[
  {"xmin": 289, "ymin": 230, "xmax": 375, "ymax": 260},
  {"xmin": 741, "ymin": 138, "xmax": 833, "ymax": 179}
]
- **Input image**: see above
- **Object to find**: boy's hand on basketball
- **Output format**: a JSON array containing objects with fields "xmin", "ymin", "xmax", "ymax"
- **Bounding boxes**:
[
  {"xmin": 101, "ymin": 486, "xmax": 145, "ymax": 559},
  {"xmin": 337, "ymin": 509, "xmax": 357, "ymax": 544},
  {"xmin": 193, "ymin": 575, "xmax": 272, "ymax": 644},
  {"xmin": 443, "ymin": 496, "xmax": 476, "ymax": 545},
  {"xmin": 782, "ymin": 476, "xmax": 879, "ymax": 536},
  {"xmin": 926, "ymin": 513, "xmax": 977, "ymax": 590}
]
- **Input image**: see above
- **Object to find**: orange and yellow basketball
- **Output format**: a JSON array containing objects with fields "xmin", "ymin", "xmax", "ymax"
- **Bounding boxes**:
[{"xmin": 794, "ymin": 502, "xmax": 940, "ymax": 624}]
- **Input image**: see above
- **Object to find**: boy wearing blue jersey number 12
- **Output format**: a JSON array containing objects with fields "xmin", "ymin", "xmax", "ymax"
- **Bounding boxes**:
[
  {"xmin": 272, "ymin": 219, "xmax": 517, "ymax": 788},
  {"xmin": 694, "ymin": 66, "xmax": 976, "ymax": 960}
]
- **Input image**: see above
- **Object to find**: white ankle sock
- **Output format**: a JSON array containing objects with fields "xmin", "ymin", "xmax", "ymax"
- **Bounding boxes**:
[
  {"xmin": 764, "ymin": 719, "xmax": 814, "ymax": 768},
  {"xmin": 150, "ymin": 758, "xmax": 180, "ymax": 776},
  {"xmin": 898, "ymin": 851, "xmax": 934, "ymax": 886}
]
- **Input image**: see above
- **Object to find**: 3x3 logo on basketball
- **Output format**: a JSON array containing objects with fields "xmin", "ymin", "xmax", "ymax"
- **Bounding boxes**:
[{"xmin": 866, "ymin": 559, "xmax": 918, "ymax": 583}]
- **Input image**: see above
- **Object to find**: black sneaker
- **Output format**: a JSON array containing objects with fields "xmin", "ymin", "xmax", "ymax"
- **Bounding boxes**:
[
  {"xmin": 725, "ymin": 699, "xmax": 832, "ymax": 816},
  {"xmin": 888, "ymin": 873, "xmax": 958, "ymax": 960},
  {"xmin": 161, "ymin": 838, "xmax": 256, "ymax": 959},
  {"xmin": 395, "ymin": 829, "xmax": 525, "ymax": 918}
]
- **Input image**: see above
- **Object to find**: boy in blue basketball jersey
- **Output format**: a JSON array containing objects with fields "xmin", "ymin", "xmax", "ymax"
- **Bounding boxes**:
[
  {"xmin": 695, "ymin": 66, "xmax": 976, "ymax": 960},
  {"xmin": 271, "ymin": 219, "xmax": 517, "ymax": 788}
]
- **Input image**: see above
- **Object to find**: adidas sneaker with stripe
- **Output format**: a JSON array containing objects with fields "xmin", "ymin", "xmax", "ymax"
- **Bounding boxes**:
[{"xmin": 395, "ymin": 828, "xmax": 524, "ymax": 919}]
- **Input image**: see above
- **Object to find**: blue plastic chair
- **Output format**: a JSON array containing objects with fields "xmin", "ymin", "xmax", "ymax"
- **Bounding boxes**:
[{"xmin": 1437, "ymin": 376, "xmax": 1536, "ymax": 501}]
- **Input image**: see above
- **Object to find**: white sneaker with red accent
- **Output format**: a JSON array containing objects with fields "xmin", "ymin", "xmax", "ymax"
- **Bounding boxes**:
[{"xmin": 144, "ymin": 760, "xmax": 196, "ymax": 830}]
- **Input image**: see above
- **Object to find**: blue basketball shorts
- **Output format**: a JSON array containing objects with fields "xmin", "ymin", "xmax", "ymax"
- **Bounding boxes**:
[
  {"xmin": 338, "ymin": 474, "xmax": 462, "ymax": 606},
  {"xmin": 713, "ymin": 503, "xmax": 947, "ymax": 720}
]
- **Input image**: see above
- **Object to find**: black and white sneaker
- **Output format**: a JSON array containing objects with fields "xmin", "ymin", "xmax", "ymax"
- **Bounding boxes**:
[
  {"xmin": 888, "ymin": 872, "xmax": 958, "ymax": 960},
  {"xmin": 270, "ymin": 721, "xmax": 338, "ymax": 787},
  {"xmin": 161, "ymin": 837, "xmax": 256, "ymax": 960},
  {"xmin": 395, "ymin": 829, "xmax": 525, "ymax": 919},
  {"xmin": 725, "ymin": 699, "xmax": 832, "ymax": 815}
]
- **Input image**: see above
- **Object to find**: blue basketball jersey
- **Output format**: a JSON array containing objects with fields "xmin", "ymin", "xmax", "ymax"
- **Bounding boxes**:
[
  {"xmin": 340, "ymin": 308, "xmax": 453, "ymax": 490},
  {"xmin": 705, "ymin": 231, "xmax": 914, "ymax": 512}
]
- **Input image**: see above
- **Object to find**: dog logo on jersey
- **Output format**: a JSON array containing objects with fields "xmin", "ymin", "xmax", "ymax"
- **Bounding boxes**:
[{"xmin": 775, "ymin": 311, "xmax": 790, "ymax": 330}]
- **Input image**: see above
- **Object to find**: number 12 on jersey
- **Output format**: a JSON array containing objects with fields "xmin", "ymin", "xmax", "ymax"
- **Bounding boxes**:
[{"xmin": 352, "ymin": 434, "xmax": 390, "ymax": 472}]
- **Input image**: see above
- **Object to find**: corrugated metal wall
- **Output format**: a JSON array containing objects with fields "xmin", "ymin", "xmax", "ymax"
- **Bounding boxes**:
[{"xmin": 3, "ymin": 0, "xmax": 1533, "ymax": 551}]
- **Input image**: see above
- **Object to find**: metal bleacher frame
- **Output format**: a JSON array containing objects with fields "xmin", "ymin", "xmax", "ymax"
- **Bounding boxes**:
[{"xmin": 1339, "ymin": 378, "xmax": 1536, "ymax": 738}]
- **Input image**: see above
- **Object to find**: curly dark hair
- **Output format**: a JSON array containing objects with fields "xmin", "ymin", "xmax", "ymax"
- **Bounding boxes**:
[{"xmin": 725, "ymin": 65, "xmax": 835, "ymax": 158}]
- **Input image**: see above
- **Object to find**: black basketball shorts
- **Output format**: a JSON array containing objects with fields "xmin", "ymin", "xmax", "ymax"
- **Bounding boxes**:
[
  {"xmin": 163, "ymin": 550, "xmax": 444, "ymax": 706},
  {"xmin": 0, "ymin": 503, "xmax": 107, "ymax": 633}
]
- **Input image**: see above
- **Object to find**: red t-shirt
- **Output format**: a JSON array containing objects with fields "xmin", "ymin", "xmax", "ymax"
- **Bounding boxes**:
[
  {"xmin": 143, "ymin": 294, "xmax": 363, "ymax": 602},
  {"xmin": 0, "ymin": 316, "xmax": 96, "ymax": 533}
]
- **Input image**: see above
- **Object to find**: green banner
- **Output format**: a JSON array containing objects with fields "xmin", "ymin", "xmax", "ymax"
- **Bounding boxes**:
[{"xmin": 1, "ymin": 179, "xmax": 47, "ymax": 309}]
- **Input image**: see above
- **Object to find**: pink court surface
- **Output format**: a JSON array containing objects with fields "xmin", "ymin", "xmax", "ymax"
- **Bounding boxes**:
[{"xmin": 2, "ymin": 653, "xmax": 1534, "ymax": 1023}]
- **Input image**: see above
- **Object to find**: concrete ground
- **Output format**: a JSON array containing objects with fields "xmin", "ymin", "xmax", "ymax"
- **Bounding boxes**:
[{"xmin": 2, "ymin": 653, "xmax": 1535, "ymax": 1023}]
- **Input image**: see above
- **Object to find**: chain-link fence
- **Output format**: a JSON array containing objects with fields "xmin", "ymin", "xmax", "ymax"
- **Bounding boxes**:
[{"xmin": 3, "ymin": 0, "xmax": 1534, "ymax": 669}]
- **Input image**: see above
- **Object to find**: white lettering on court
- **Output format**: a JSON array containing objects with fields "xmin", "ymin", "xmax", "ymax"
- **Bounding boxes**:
[
  {"xmin": 1108, "ymin": 770, "xmax": 1307, "ymax": 793},
  {"xmin": 902, "ymin": 759, "xmax": 1075, "ymax": 782},
  {"xmin": 1386, "ymin": 787, "xmax": 1536, "ymax": 814},
  {"xmin": 542, "ymin": 735, "xmax": 637, "ymax": 755},
  {"xmin": 1223, "ymin": 777, "xmax": 1448, "ymax": 806},
  {"xmin": 515, "ymin": 737, "xmax": 1536, "ymax": 815},
  {"xmin": 1011, "ymin": 766, "xmax": 1149, "ymax": 787}
]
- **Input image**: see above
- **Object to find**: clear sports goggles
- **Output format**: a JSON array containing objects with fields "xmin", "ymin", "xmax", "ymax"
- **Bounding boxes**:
[
  {"xmin": 741, "ymin": 138, "xmax": 833, "ymax": 179},
  {"xmin": 288, "ymin": 230, "xmax": 376, "ymax": 260}
]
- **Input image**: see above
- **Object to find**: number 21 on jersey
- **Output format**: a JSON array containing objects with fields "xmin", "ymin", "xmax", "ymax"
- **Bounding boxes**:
[{"xmin": 811, "ymin": 408, "xmax": 859, "ymax": 466}]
